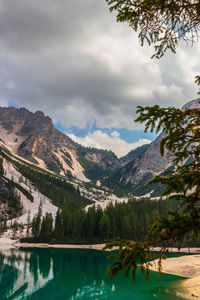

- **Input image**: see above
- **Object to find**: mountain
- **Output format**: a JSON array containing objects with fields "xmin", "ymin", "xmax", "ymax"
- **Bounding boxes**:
[
  {"xmin": 102, "ymin": 144, "xmax": 150, "ymax": 194},
  {"xmin": 119, "ymin": 133, "xmax": 174, "ymax": 186},
  {"xmin": 0, "ymin": 98, "xmax": 199, "ymax": 226},
  {"xmin": 0, "ymin": 107, "xmax": 120, "ymax": 182},
  {"xmin": 0, "ymin": 108, "xmax": 129, "ymax": 226},
  {"xmin": 120, "ymin": 144, "xmax": 149, "ymax": 166},
  {"xmin": 110, "ymin": 98, "xmax": 200, "ymax": 196}
]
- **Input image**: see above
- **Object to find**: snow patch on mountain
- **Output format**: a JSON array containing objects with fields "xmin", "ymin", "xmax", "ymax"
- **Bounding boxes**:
[
  {"xmin": 3, "ymin": 159, "xmax": 58, "ymax": 225},
  {"xmin": 85, "ymin": 193, "xmax": 128, "ymax": 210}
]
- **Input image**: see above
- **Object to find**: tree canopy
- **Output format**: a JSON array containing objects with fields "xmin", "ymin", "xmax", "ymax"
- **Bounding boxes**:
[
  {"xmin": 106, "ymin": 0, "xmax": 200, "ymax": 59},
  {"xmin": 104, "ymin": 102, "xmax": 200, "ymax": 280},
  {"xmin": 105, "ymin": 0, "xmax": 200, "ymax": 282}
]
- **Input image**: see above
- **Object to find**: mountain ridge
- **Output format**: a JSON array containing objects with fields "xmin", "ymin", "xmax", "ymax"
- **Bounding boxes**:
[{"xmin": 0, "ymin": 106, "xmax": 122, "ymax": 182}]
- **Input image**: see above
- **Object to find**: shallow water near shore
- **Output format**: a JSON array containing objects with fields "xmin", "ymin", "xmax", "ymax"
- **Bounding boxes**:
[{"xmin": 0, "ymin": 248, "xmax": 188, "ymax": 300}]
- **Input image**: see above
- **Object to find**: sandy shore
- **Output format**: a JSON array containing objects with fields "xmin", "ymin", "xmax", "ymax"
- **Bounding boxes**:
[
  {"xmin": 150, "ymin": 254, "xmax": 200, "ymax": 299},
  {"xmin": 0, "ymin": 237, "xmax": 107, "ymax": 250},
  {"xmin": 15, "ymin": 242, "xmax": 106, "ymax": 250}
]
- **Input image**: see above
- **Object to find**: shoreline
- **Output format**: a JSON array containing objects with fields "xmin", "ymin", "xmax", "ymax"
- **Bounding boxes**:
[
  {"xmin": 149, "ymin": 254, "xmax": 200, "ymax": 299},
  {"xmin": 2, "ymin": 238, "xmax": 200, "ymax": 253},
  {"xmin": 1, "ymin": 238, "xmax": 200, "ymax": 298},
  {"xmin": 15, "ymin": 242, "xmax": 107, "ymax": 250},
  {"xmin": 1, "ymin": 236, "xmax": 200, "ymax": 253}
]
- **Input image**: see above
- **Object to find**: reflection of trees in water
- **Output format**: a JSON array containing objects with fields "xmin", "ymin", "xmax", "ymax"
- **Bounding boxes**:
[
  {"xmin": 0, "ymin": 251, "xmax": 26, "ymax": 299},
  {"xmin": 39, "ymin": 251, "xmax": 51, "ymax": 279},
  {"xmin": 0, "ymin": 248, "xmax": 108, "ymax": 299},
  {"xmin": 0, "ymin": 249, "xmax": 183, "ymax": 300},
  {"xmin": 27, "ymin": 249, "xmax": 111, "ymax": 299},
  {"xmin": 0, "ymin": 256, "xmax": 19, "ymax": 300},
  {"xmin": 0, "ymin": 249, "xmax": 53, "ymax": 299},
  {"xmin": 29, "ymin": 251, "xmax": 39, "ymax": 286},
  {"xmin": 0, "ymin": 252, "xmax": 5, "ymax": 271},
  {"xmin": 26, "ymin": 248, "xmax": 52, "ymax": 283}
]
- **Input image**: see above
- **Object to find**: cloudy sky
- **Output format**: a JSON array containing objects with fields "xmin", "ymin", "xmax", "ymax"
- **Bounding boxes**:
[{"xmin": 0, "ymin": 0, "xmax": 199, "ymax": 157}]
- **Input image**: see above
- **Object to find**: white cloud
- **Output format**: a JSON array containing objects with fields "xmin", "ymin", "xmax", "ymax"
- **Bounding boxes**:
[
  {"xmin": 67, "ymin": 130, "xmax": 151, "ymax": 157},
  {"xmin": 6, "ymin": 81, "xmax": 16, "ymax": 89},
  {"xmin": 0, "ymin": 0, "xmax": 198, "ymax": 131},
  {"xmin": 0, "ymin": 98, "xmax": 8, "ymax": 107}
]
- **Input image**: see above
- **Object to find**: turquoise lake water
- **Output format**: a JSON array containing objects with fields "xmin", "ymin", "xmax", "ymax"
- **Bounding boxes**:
[{"xmin": 0, "ymin": 248, "xmax": 188, "ymax": 300}]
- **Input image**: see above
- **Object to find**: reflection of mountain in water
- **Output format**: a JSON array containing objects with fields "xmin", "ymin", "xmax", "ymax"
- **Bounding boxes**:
[
  {"xmin": 0, "ymin": 249, "xmax": 53, "ymax": 299},
  {"xmin": 0, "ymin": 248, "xmax": 185, "ymax": 300}
]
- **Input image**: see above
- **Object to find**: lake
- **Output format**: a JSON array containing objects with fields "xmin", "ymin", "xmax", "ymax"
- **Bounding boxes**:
[{"xmin": 0, "ymin": 248, "xmax": 187, "ymax": 300}]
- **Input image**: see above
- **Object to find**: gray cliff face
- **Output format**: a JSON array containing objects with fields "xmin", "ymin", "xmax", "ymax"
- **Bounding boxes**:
[
  {"xmin": 118, "ymin": 98, "xmax": 200, "ymax": 187},
  {"xmin": 182, "ymin": 98, "xmax": 200, "ymax": 110},
  {"xmin": 0, "ymin": 107, "xmax": 75, "ymax": 166},
  {"xmin": 120, "ymin": 144, "xmax": 149, "ymax": 166},
  {"xmin": 0, "ymin": 107, "xmax": 120, "ymax": 178},
  {"xmin": 84, "ymin": 151, "xmax": 121, "ymax": 170},
  {"xmin": 0, "ymin": 98, "xmax": 199, "ymax": 187},
  {"xmin": 119, "ymin": 133, "xmax": 173, "ymax": 186}
]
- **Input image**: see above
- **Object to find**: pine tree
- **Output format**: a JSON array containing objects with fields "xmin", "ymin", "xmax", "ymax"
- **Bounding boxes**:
[
  {"xmin": 105, "ymin": 102, "xmax": 200, "ymax": 281},
  {"xmin": 54, "ymin": 209, "xmax": 63, "ymax": 240},
  {"xmin": 100, "ymin": 214, "xmax": 111, "ymax": 241},
  {"xmin": 26, "ymin": 210, "xmax": 31, "ymax": 238},
  {"xmin": 106, "ymin": 0, "xmax": 200, "ymax": 59},
  {"xmin": 39, "ymin": 213, "xmax": 53, "ymax": 242},
  {"xmin": 32, "ymin": 203, "xmax": 42, "ymax": 239}
]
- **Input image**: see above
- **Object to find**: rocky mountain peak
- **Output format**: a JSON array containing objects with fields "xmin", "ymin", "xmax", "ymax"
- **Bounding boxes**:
[
  {"xmin": 116, "ymin": 97, "xmax": 200, "ymax": 192},
  {"xmin": 182, "ymin": 98, "xmax": 200, "ymax": 110},
  {"xmin": 0, "ymin": 106, "xmax": 121, "ymax": 181}
]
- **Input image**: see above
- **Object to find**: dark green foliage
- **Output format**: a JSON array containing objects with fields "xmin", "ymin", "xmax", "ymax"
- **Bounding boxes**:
[
  {"xmin": 0, "ymin": 152, "xmax": 23, "ymax": 220},
  {"xmin": 103, "ymin": 145, "xmax": 149, "ymax": 192},
  {"xmin": 0, "ymin": 157, "xmax": 3, "ymax": 176},
  {"xmin": 77, "ymin": 147, "xmax": 113, "ymax": 180},
  {"xmin": 32, "ymin": 204, "xmax": 42, "ymax": 238},
  {"xmin": 17, "ymin": 165, "xmax": 91, "ymax": 208},
  {"xmin": 60, "ymin": 150, "xmax": 73, "ymax": 168},
  {"xmin": 105, "ymin": 240, "xmax": 166, "ymax": 281},
  {"xmin": 78, "ymin": 146, "xmax": 115, "ymax": 158},
  {"xmin": 61, "ymin": 155, "xmax": 73, "ymax": 169},
  {"xmin": 23, "ymin": 197, "xmax": 182, "ymax": 244},
  {"xmin": 44, "ymin": 154, "xmax": 65, "ymax": 174},
  {"xmin": 60, "ymin": 149, "xmax": 72, "ymax": 161},
  {"xmin": 39, "ymin": 213, "xmax": 53, "ymax": 242},
  {"xmin": 0, "ymin": 179, "xmax": 22, "ymax": 221},
  {"xmin": 106, "ymin": 0, "xmax": 200, "ymax": 59},
  {"xmin": 195, "ymin": 75, "xmax": 200, "ymax": 95},
  {"xmin": 105, "ymin": 102, "xmax": 200, "ymax": 281},
  {"xmin": 120, "ymin": 144, "xmax": 149, "ymax": 164},
  {"xmin": 44, "ymin": 159, "xmax": 61, "ymax": 174},
  {"xmin": 1, "ymin": 150, "xmax": 91, "ymax": 208},
  {"xmin": 4, "ymin": 177, "xmax": 33, "ymax": 202}
]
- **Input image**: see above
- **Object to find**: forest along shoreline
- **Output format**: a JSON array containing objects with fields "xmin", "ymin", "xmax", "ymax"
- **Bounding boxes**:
[{"xmin": 1, "ymin": 237, "xmax": 200, "ymax": 299}]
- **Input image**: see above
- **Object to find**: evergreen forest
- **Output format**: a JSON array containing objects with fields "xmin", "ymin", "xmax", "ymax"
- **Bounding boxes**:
[{"xmin": 21, "ymin": 198, "xmax": 200, "ymax": 246}]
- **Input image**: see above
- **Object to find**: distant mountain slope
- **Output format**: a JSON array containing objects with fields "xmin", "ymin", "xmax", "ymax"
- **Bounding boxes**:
[
  {"xmin": 0, "ymin": 140, "xmax": 130, "ymax": 225},
  {"xmin": 112, "ymin": 98, "xmax": 200, "ymax": 195},
  {"xmin": 0, "ymin": 107, "xmax": 121, "ymax": 182},
  {"xmin": 103, "ymin": 144, "xmax": 149, "ymax": 192},
  {"xmin": 1, "ymin": 98, "xmax": 199, "ymax": 207},
  {"xmin": 120, "ymin": 144, "xmax": 149, "ymax": 166},
  {"xmin": 119, "ymin": 133, "xmax": 174, "ymax": 187}
]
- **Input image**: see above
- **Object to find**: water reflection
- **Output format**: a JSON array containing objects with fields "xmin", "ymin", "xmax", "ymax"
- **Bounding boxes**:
[
  {"xmin": 0, "ymin": 249, "xmax": 53, "ymax": 299},
  {"xmin": 0, "ymin": 248, "xmax": 186, "ymax": 300}
]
